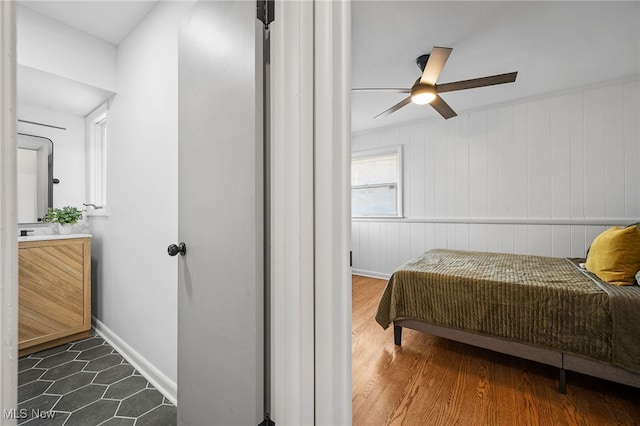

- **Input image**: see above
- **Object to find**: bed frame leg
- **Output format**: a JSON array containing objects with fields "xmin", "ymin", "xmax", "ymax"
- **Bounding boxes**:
[
  {"xmin": 393, "ymin": 325, "xmax": 402, "ymax": 345},
  {"xmin": 559, "ymin": 368, "xmax": 566, "ymax": 394}
]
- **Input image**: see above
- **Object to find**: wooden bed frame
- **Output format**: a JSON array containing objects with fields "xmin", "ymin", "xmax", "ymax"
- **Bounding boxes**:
[{"xmin": 394, "ymin": 319, "xmax": 640, "ymax": 394}]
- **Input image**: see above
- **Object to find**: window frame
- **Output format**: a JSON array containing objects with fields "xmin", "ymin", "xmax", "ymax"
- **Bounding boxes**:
[
  {"xmin": 351, "ymin": 145, "xmax": 403, "ymax": 218},
  {"xmin": 85, "ymin": 103, "xmax": 108, "ymax": 216}
]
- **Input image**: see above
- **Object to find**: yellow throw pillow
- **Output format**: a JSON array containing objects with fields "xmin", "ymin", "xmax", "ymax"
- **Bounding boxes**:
[{"xmin": 585, "ymin": 226, "xmax": 640, "ymax": 285}]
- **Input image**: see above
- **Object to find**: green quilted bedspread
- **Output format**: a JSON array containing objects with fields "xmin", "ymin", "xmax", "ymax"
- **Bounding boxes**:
[{"xmin": 376, "ymin": 249, "xmax": 640, "ymax": 373}]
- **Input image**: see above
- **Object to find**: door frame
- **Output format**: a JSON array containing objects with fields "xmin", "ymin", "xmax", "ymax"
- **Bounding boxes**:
[
  {"xmin": 0, "ymin": 0, "xmax": 18, "ymax": 418},
  {"xmin": 312, "ymin": 0, "xmax": 352, "ymax": 423},
  {"xmin": 270, "ymin": 0, "xmax": 351, "ymax": 424}
]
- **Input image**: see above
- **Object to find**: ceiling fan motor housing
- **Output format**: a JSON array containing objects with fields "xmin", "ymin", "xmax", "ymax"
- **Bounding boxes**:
[{"xmin": 416, "ymin": 54, "xmax": 430, "ymax": 72}]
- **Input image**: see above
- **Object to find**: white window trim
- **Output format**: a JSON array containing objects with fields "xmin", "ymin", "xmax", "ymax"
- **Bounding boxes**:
[
  {"xmin": 351, "ymin": 145, "xmax": 403, "ymax": 218},
  {"xmin": 85, "ymin": 103, "xmax": 109, "ymax": 216}
]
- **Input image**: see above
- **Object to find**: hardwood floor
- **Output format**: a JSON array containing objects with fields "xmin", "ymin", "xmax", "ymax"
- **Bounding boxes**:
[{"xmin": 352, "ymin": 275, "xmax": 640, "ymax": 426}]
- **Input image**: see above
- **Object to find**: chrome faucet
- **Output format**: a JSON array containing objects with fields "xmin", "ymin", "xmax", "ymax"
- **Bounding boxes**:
[{"xmin": 83, "ymin": 203, "xmax": 104, "ymax": 209}]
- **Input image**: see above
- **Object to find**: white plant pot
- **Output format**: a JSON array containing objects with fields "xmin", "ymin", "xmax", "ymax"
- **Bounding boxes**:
[{"xmin": 57, "ymin": 223, "xmax": 75, "ymax": 235}]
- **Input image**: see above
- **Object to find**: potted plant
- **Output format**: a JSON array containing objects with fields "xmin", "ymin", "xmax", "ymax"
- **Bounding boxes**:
[{"xmin": 43, "ymin": 206, "xmax": 83, "ymax": 234}]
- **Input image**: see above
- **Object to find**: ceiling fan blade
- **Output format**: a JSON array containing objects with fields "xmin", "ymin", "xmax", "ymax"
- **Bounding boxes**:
[
  {"xmin": 352, "ymin": 88, "xmax": 411, "ymax": 94},
  {"xmin": 437, "ymin": 72, "xmax": 518, "ymax": 93},
  {"xmin": 420, "ymin": 46, "xmax": 453, "ymax": 85},
  {"xmin": 374, "ymin": 96, "xmax": 412, "ymax": 119},
  {"xmin": 430, "ymin": 95, "xmax": 457, "ymax": 119}
]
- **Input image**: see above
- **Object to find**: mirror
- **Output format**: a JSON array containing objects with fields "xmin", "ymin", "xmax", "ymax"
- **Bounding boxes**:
[{"xmin": 17, "ymin": 133, "xmax": 53, "ymax": 224}]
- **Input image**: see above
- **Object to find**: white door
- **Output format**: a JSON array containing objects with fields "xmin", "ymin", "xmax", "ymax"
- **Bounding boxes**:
[{"xmin": 176, "ymin": 1, "xmax": 263, "ymax": 424}]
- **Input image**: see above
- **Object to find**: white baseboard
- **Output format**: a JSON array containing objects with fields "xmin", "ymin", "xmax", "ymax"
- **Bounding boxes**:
[
  {"xmin": 92, "ymin": 317, "xmax": 177, "ymax": 405},
  {"xmin": 352, "ymin": 269, "xmax": 391, "ymax": 280}
]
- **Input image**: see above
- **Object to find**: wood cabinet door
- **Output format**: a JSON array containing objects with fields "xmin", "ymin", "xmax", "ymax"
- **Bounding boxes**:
[{"xmin": 18, "ymin": 238, "xmax": 91, "ymax": 351}]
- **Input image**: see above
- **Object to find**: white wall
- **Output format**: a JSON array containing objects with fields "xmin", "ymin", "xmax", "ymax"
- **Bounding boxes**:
[
  {"xmin": 16, "ymin": 6, "xmax": 116, "ymax": 117},
  {"xmin": 16, "ymin": 5, "xmax": 116, "ymax": 223},
  {"xmin": 17, "ymin": 5, "xmax": 116, "ymax": 92},
  {"xmin": 17, "ymin": 104, "xmax": 86, "ymax": 212},
  {"xmin": 89, "ymin": 1, "xmax": 191, "ymax": 397},
  {"xmin": 352, "ymin": 78, "xmax": 640, "ymax": 278}
]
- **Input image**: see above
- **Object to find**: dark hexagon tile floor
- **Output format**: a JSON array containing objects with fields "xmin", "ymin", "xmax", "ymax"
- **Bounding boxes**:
[{"xmin": 17, "ymin": 331, "xmax": 176, "ymax": 425}]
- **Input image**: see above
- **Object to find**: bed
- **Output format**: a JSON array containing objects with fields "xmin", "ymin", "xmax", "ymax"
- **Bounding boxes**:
[{"xmin": 375, "ymin": 248, "xmax": 640, "ymax": 393}]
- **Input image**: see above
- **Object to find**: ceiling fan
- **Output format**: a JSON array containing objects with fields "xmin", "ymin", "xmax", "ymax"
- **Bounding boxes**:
[{"xmin": 353, "ymin": 47, "xmax": 518, "ymax": 120}]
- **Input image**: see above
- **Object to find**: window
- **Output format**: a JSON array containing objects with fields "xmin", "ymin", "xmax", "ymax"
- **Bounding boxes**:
[
  {"xmin": 85, "ymin": 103, "xmax": 108, "ymax": 215},
  {"xmin": 351, "ymin": 146, "xmax": 403, "ymax": 217}
]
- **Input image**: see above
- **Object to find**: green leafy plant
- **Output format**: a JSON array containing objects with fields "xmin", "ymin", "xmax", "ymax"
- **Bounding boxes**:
[{"xmin": 43, "ymin": 206, "xmax": 83, "ymax": 225}]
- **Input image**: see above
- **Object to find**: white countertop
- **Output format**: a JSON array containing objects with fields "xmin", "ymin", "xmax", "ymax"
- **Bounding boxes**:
[{"xmin": 18, "ymin": 233, "xmax": 92, "ymax": 242}]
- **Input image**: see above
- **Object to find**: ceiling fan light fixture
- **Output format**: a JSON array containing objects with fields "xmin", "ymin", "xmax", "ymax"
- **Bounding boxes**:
[
  {"xmin": 411, "ymin": 84, "xmax": 436, "ymax": 105},
  {"xmin": 369, "ymin": 47, "xmax": 517, "ymax": 120}
]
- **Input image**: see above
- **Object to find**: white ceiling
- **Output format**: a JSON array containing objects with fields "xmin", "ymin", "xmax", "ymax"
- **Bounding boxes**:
[
  {"xmin": 19, "ymin": 0, "xmax": 157, "ymax": 45},
  {"xmin": 352, "ymin": 1, "xmax": 640, "ymax": 132},
  {"xmin": 15, "ymin": 1, "xmax": 640, "ymax": 126}
]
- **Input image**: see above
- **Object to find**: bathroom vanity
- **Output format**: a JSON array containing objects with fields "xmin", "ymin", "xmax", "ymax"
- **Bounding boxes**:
[{"xmin": 18, "ymin": 234, "xmax": 91, "ymax": 356}]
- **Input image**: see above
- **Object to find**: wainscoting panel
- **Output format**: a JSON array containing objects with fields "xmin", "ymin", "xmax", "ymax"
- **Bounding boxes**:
[
  {"xmin": 352, "ymin": 78, "xmax": 640, "ymax": 278},
  {"xmin": 351, "ymin": 222, "xmax": 614, "ymax": 279}
]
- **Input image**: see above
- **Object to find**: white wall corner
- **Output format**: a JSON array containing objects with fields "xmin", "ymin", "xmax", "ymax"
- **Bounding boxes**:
[
  {"xmin": 91, "ymin": 317, "xmax": 178, "ymax": 405},
  {"xmin": 92, "ymin": 317, "xmax": 177, "ymax": 404}
]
